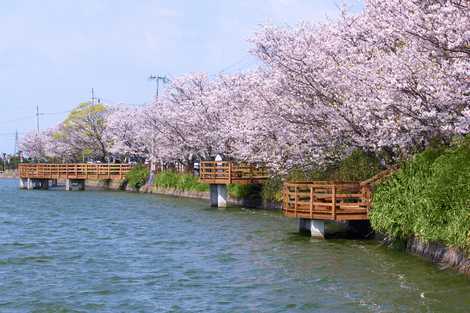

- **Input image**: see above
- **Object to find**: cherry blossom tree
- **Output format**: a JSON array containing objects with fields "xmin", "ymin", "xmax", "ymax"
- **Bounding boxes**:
[
  {"xmin": 250, "ymin": 0, "xmax": 469, "ymax": 166},
  {"xmin": 18, "ymin": 131, "xmax": 49, "ymax": 161}
]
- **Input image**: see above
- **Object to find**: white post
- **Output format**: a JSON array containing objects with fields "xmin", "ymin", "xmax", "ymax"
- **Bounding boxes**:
[
  {"xmin": 299, "ymin": 218, "xmax": 326, "ymax": 239},
  {"xmin": 19, "ymin": 178, "xmax": 26, "ymax": 189},
  {"xmin": 65, "ymin": 179, "xmax": 71, "ymax": 191},
  {"xmin": 310, "ymin": 220, "xmax": 326, "ymax": 238},
  {"xmin": 217, "ymin": 184, "xmax": 228, "ymax": 208},
  {"xmin": 210, "ymin": 184, "xmax": 228, "ymax": 208},
  {"xmin": 27, "ymin": 178, "xmax": 33, "ymax": 190}
]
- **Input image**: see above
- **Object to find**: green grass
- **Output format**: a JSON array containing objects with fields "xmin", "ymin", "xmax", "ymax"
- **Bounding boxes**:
[
  {"xmin": 154, "ymin": 171, "xmax": 209, "ymax": 192},
  {"xmin": 125, "ymin": 165, "xmax": 149, "ymax": 190},
  {"xmin": 370, "ymin": 137, "xmax": 470, "ymax": 251}
]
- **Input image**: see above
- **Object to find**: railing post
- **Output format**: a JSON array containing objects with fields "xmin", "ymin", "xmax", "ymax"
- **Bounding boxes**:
[
  {"xmin": 310, "ymin": 185, "xmax": 313, "ymax": 219},
  {"xmin": 294, "ymin": 185, "xmax": 298, "ymax": 217},
  {"xmin": 283, "ymin": 184, "xmax": 287, "ymax": 213},
  {"xmin": 332, "ymin": 185, "xmax": 336, "ymax": 220},
  {"xmin": 362, "ymin": 184, "xmax": 371, "ymax": 217}
]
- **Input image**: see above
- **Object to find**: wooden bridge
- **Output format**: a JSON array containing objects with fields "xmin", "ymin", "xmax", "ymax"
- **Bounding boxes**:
[
  {"xmin": 283, "ymin": 181, "xmax": 372, "ymax": 221},
  {"xmin": 19, "ymin": 163, "xmax": 132, "ymax": 181},
  {"xmin": 199, "ymin": 161, "xmax": 268, "ymax": 185}
]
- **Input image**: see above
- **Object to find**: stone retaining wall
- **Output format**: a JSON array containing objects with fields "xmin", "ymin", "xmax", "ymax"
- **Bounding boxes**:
[
  {"xmin": 82, "ymin": 179, "xmax": 282, "ymax": 210},
  {"xmin": 406, "ymin": 237, "xmax": 470, "ymax": 276}
]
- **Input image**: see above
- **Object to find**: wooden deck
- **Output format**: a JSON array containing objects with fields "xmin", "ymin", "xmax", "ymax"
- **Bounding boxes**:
[
  {"xmin": 283, "ymin": 181, "xmax": 372, "ymax": 221},
  {"xmin": 18, "ymin": 163, "xmax": 132, "ymax": 180},
  {"xmin": 200, "ymin": 161, "xmax": 268, "ymax": 184},
  {"xmin": 282, "ymin": 168, "xmax": 397, "ymax": 221}
]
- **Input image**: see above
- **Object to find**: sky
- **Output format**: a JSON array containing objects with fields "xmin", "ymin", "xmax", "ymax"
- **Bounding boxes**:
[{"xmin": 0, "ymin": 0, "xmax": 362, "ymax": 153}]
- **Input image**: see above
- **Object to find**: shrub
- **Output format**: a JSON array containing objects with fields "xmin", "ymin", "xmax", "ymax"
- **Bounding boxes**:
[
  {"xmin": 261, "ymin": 176, "xmax": 284, "ymax": 202},
  {"xmin": 125, "ymin": 165, "xmax": 149, "ymax": 190},
  {"xmin": 286, "ymin": 149, "xmax": 383, "ymax": 182},
  {"xmin": 332, "ymin": 149, "xmax": 383, "ymax": 181},
  {"xmin": 370, "ymin": 138, "xmax": 470, "ymax": 251},
  {"xmin": 154, "ymin": 171, "xmax": 209, "ymax": 192},
  {"xmin": 228, "ymin": 183, "xmax": 261, "ymax": 199}
]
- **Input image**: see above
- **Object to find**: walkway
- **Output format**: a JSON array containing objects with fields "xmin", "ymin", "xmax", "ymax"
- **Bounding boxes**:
[{"xmin": 19, "ymin": 163, "xmax": 132, "ymax": 181}]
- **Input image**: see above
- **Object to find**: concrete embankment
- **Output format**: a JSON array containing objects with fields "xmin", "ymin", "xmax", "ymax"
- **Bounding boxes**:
[
  {"xmin": 381, "ymin": 235, "xmax": 470, "ymax": 276},
  {"xmin": 406, "ymin": 237, "xmax": 470, "ymax": 276},
  {"xmin": 0, "ymin": 170, "xmax": 18, "ymax": 179}
]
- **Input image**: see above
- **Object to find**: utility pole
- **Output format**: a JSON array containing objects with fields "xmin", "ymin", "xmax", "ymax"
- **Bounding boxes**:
[
  {"xmin": 91, "ymin": 88, "xmax": 96, "ymax": 105},
  {"xmin": 14, "ymin": 130, "xmax": 18, "ymax": 154},
  {"xmin": 148, "ymin": 75, "xmax": 169, "ymax": 99},
  {"xmin": 36, "ymin": 105, "xmax": 40, "ymax": 133},
  {"xmin": 2, "ymin": 153, "xmax": 5, "ymax": 172}
]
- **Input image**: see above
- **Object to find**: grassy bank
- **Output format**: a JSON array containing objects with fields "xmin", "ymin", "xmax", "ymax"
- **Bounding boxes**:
[
  {"xmin": 154, "ymin": 171, "xmax": 209, "ymax": 192},
  {"xmin": 124, "ymin": 165, "xmax": 149, "ymax": 190},
  {"xmin": 370, "ymin": 137, "xmax": 470, "ymax": 252}
]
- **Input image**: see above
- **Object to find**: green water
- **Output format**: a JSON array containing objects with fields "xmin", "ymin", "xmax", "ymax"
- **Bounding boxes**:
[{"xmin": 0, "ymin": 179, "xmax": 469, "ymax": 312}]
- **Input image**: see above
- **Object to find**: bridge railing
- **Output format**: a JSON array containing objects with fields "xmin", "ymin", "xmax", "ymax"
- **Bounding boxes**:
[
  {"xmin": 199, "ymin": 161, "xmax": 268, "ymax": 184},
  {"xmin": 283, "ymin": 181, "xmax": 371, "ymax": 221},
  {"xmin": 18, "ymin": 163, "xmax": 133, "ymax": 180}
]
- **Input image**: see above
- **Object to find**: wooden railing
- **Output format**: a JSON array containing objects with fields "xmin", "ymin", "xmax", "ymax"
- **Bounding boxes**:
[
  {"xmin": 199, "ymin": 161, "xmax": 268, "ymax": 184},
  {"xmin": 283, "ymin": 181, "xmax": 372, "ymax": 221},
  {"xmin": 18, "ymin": 163, "xmax": 133, "ymax": 180}
]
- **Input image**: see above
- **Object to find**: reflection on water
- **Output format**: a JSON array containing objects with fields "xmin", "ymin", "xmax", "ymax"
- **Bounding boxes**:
[{"xmin": 0, "ymin": 179, "xmax": 469, "ymax": 312}]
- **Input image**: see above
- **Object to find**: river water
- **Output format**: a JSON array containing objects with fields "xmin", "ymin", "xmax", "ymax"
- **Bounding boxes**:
[{"xmin": 1, "ymin": 179, "xmax": 469, "ymax": 312}]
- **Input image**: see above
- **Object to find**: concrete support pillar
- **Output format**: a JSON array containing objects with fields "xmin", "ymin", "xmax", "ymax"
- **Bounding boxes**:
[
  {"xmin": 210, "ymin": 184, "xmax": 228, "ymax": 208},
  {"xmin": 26, "ymin": 178, "xmax": 33, "ymax": 190},
  {"xmin": 299, "ymin": 219, "xmax": 353, "ymax": 239},
  {"xmin": 50, "ymin": 179, "xmax": 58, "ymax": 187},
  {"xmin": 217, "ymin": 184, "xmax": 227, "ymax": 208},
  {"xmin": 19, "ymin": 178, "xmax": 27, "ymax": 189},
  {"xmin": 66, "ymin": 179, "xmax": 85, "ymax": 191},
  {"xmin": 299, "ymin": 218, "xmax": 326, "ymax": 239}
]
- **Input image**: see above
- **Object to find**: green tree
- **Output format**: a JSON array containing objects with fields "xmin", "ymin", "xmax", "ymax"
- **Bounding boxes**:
[{"xmin": 56, "ymin": 102, "xmax": 111, "ymax": 162}]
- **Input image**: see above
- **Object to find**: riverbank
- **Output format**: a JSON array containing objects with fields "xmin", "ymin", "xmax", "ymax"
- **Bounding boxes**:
[
  {"xmin": 0, "ymin": 169, "xmax": 18, "ymax": 179},
  {"xmin": 381, "ymin": 236, "xmax": 470, "ymax": 277},
  {"xmin": 406, "ymin": 237, "xmax": 470, "ymax": 275}
]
